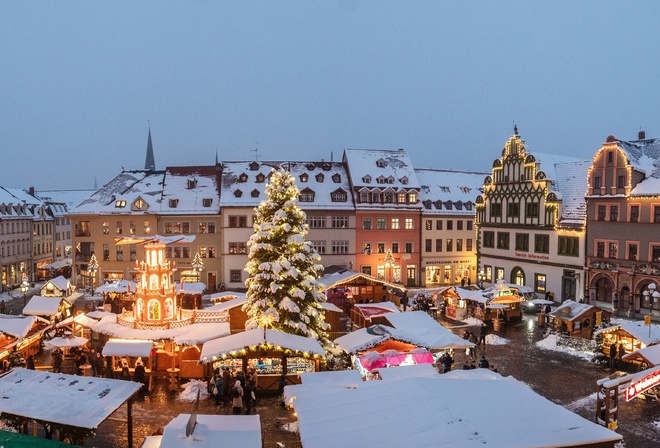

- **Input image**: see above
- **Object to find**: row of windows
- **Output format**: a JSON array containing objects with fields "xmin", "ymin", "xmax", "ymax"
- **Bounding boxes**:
[
  {"xmin": 1, "ymin": 239, "xmax": 30, "ymax": 257},
  {"xmin": 0, "ymin": 221, "xmax": 31, "ymax": 235},
  {"xmin": 424, "ymin": 238, "xmax": 473, "ymax": 253},
  {"xmin": 310, "ymin": 240, "xmax": 350, "ymax": 254},
  {"xmin": 362, "ymin": 242, "xmax": 414, "ymax": 254},
  {"xmin": 358, "ymin": 191, "xmax": 417, "ymax": 205},
  {"xmin": 489, "ymin": 202, "xmax": 540, "ymax": 219},
  {"xmin": 362, "ymin": 217, "xmax": 415, "ymax": 230},
  {"xmin": 595, "ymin": 241, "xmax": 660, "ymax": 262},
  {"xmin": 483, "ymin": 231, "xmax": 579, "ymax": 256},
  {"xmin": 306, "ymin": 216, "xmax": 351, "ymax": 229},
  {"xmin": 424, "ymin": 219, "xmax": 473, "ymax": 231},
  {"xmin": 593, "ymin": 174, "xmax": 626, "ymax": 190},
  {"xmin": 596, "ymin": 204, "xmax": 660, "ymax": 223},
  {"xmin": 102, "ymin": 244, "xmax": 217, "ymax": 261}
]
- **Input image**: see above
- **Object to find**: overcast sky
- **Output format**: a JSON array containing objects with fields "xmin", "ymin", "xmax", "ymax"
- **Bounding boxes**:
[{"xmin": 2, "ymin": 1, "xmax": 659, "ymax": 190}]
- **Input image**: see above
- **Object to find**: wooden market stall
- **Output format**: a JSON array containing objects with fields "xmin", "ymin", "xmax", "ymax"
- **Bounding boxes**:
[
  {"xmin": 39, "ymin": 275, "xmax": 74, "ymax": 298},
  {"xmin": 594, "ymin": 320, "xmax": 660, "ymax": 359},
  {"xmin": 199, "ymin": 328, "xmax": 326, "ymax": 392},
  {"xmin": 95, "ymin": 280, "xmax": 137, "ymax": 314},
  {"xmin": 548, "ymin": 300, "xmax": 611, "ymax": 339},
  {"xmin": 350, "ymin": 302, "xmax": 400, "ymax": 330},
  {"xmin": 0, "ymin": 315, "xmax": 51, "ymax": 367}
]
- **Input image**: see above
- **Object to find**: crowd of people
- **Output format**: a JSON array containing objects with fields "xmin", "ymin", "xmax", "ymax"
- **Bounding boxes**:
[{"xmin": 209, "ymin": 367, "xmax": 260, "ymax": 415}]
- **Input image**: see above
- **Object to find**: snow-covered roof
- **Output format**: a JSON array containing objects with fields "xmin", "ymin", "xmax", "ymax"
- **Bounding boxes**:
[
  {"xmin": 353, "ymin": 302, "xmax": 400, "ymax": 317},
  {"xmin": 35, "ymin": 188, "xmax": 95, "ymax": 211},
  {"xmin": 56, "ymin": 313, "xmax": 98, "ymax": 329},
  {"xmin": 218, "ymin": 161, "xmax": 281, "ymax": 207},
  {"xmin": 548, "ymin": 300, "xmax": 598, "ymax": 322},
  {"xmin": 0, "ymin": 369, "xmax": 141, "ymax": 429},
  {"xmin": 95, "ymin": 280, "xmax": 137, "ymax": 294},
  {"xmin": 209, "ymin": 291, "xmax": 247, "ymax": 303},
  {"xmin": 22, "ymin": 295, "xmax": 66, "ymax": 316},
  {"xmin": 616, "ymin": 137, "xmax": 660, "ymax": 196},
  {"xmin": 70, "ymin": 167, "xmax": 220, "ymax": 216},
  {"xmin": 343, "ymin": 148, "xmax": 420, "ymax": 188},
  {"xmin": 319, "ymin": 268, "xmax": 405, "ymax": 292},
  {"xmin": 92, "ymin": 314, "xmax": 230, "ymax": 345},
  {"xmin": 177, "ymin": 282, "xmax": 206, "ymax": 294},
  {"xmin": 158, "ymin": 414, "xmax": 262, "ymax": 448},
  {"xmin": 622, "ymin": 343, "xmax": 660, "ymax": 366},
  {"xmin": 204, "ymin": 297, "xmax": 247, "ymax": 312},
  {"xmin": 594, "ymin": 321, "xmax": 660, "ymax": 347},
  {"xmin": 102, "ymin": 338, "xmax": 154, "ymax": 357},
  {"xmin": 200, "ymin": 328, "xmax": 325, "ymax": 362},
  {"xmin": 0, "ymin": 315, "xmax": 44, "ymax": 340},
  {"xmin": 334, "ymin": 312, "xmax": 473, "ymax": 353},
  {"xmin": 43, "ymin": 275, "xmax": 70, "ymax": 293},
  {"xmin": 415, "ymin": 169, "xmax": 487, "ymax": 215},
  {"xmin": 285, "ymin": 372, "xmax": 622, "ymax": 448},
  {"xmin": 377, "ymin": 363, "xmax": 438, "ymax": 381},
  {"xmin": 300, "ymin": 369, "xmax": 363, "ymax": 386}
]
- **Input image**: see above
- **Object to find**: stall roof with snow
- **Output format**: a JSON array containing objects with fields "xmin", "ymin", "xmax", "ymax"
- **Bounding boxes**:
[
  {"xmin": 594, "ymin": 320, "xmax": 660, "ymax": 347},
  {"xmin": 377, "ymin": 363, "xmax": 438, "ymax": 381},
  {"xmin": 318, "ymin": 268, "xmax": 406, "ymax": 293},
  {"xmin": 102, "ymin": 339, "xmax": 154, "ymax": 357},
  {"xmin": 285, "ymin": 371, "xmax": 622, "ymax": 448},
  {"xmin": 200, "ymin": 328, "xmax": 325, "ymax": 362},
  {"xmin": 92, "ymin": 314, "xmax": 230, "ymax": 345},
  {"xmin": 158, "ymin": 414, "xmax": 261, "ymax": 448},
  {"xmin": 549, "ymin": 300, "xmax": 606, "ymax": 322},
  {"xmin": 208, "ymin": 291, "xmax": 247, "ymax": 304},
  {"xmin": 0, "ymin": 369, "xmax": 142, "ymax": 429},
  {"xmin": 95, "ymin": 279, "xmax": 137, "ymax": 295},
  {"xmin": 300, "ymin": 369, "xmax": 363, "ymax": 386},
  {"xmin": 0, "ymin": 314, "xmax": 49, "ymax": 340},
  {"xmin": 22, "ymin": 295, "xmax": 67, "ymax": 317},
  {"xmin": 622, "ymin": 343, "xmax": 660, "ymax": 366},
  {"xmin": 176, "ymin": 282, "xmax": 206, "ymax": 294},
  {"xmin": 40, "ymin": 276, "xmax": 72, "ymax": 296}
]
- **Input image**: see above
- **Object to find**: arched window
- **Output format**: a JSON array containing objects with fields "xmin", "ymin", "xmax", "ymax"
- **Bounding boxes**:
[
  {"xmin": 620, "ymin": 286, "xmax": 630, "ymax": 310},
  {"xmin": 148, "ymin": 300, "xmax": 160, "ymax": 320},
  {"xmin": 149, "ymin": 275, "xmax": 159, "ymax": 290},
  {"xmin": 158, "ymin": 250, "xmax": 163, "ymax": 264},
  {"xmin": 141, "ymin": 273, "xmax": 147, "ymax": 289},
  {"xmin": 164, "ymin": 298, "xmax": 174, "ymax": 318},
  {"xmin": 510, "ymin": 267, "xmax": 525, "ymax": 286}
]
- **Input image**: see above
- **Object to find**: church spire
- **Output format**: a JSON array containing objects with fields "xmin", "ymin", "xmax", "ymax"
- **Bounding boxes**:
[{"xmin": 145, "ymin": 124, "xmax": 156, "ymax": 171}]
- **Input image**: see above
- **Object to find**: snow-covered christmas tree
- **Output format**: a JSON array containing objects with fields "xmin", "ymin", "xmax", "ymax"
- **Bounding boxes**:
[{"xmin": 243, "ymin": 167, "xmax": 331, "ymax": 351}]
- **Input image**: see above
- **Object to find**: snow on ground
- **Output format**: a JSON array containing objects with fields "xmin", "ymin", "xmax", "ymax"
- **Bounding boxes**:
[
  {"xmin": 463, "ymin": 317, "xmax": 483, "ymax": 326},
  {"xmin": 485, "ymin": 333, "xmax": 508, "ymax": 345},
  {"xmin": 179, "ymin": 379, "xmax": 210, "ymax": 401},
  {"xmin": 536, "ymin": 334, "xmax": 594, "ymax": 361}
]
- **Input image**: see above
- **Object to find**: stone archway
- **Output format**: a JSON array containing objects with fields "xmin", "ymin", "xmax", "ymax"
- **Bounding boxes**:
[
  {"xmin": 591, "ymin": 273, "xmax": 614, "ymax": 303},
  {"xmin": 510, "ymin": 266, "xmax": 525, "ymax": 286}
]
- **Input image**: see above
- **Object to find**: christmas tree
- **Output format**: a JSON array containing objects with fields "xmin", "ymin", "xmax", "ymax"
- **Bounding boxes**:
[{"xmin": 243, "ymin": 168, "xmax": 331, "ymax": 351}]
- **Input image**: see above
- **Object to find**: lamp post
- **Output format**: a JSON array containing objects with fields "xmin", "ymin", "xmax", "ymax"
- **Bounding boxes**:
[
  {"xmin": 643, "ymin": 283, "xmax": 660, "ymax": 313},
  {"xmin": 477, "ymin": 268, "xmax": 485, "ymax": 289},
  {"xmin": 87, "ymin": 254, "xmax": 99, "ymax": 298},
  {"xmin": 191, "ymin": 252, "xmax": 204, "ymax": 283},
  {"xmin": 384, "ymin": 249, "xmax": 394, "ymax": 283},
  {"xmin": 20, "ymin": 276, "xmax": 29, "ymax": 307}
]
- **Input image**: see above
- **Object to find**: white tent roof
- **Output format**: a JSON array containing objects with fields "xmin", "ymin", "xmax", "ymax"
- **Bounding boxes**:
[
  {"xmin": 56, "ymin": 313, "xmax": 98, "ymax": 329},
  {"xmin": 300, "ymin": 370, "xmax": 363, "ymax": 386},
  {"xmin": 159, "ymin": 414, "xmax": 261, "ymax": 448},
  {"xmin": 0, "ymin": 369, "xmax": 141, "ymax": 429},
  {"xmin": 22, "ymin": 295, "xmax": 64, "ymax": 316},
  {"xmin": 92, "ymin": 314, "xmax": 230, "ymax": 345},
  {"xmin": 200, "ymin": 328, "xmax": 325, "ymax": 362},
  {"xmin": 0, "ymin": 315, "xmax": 45, "ymax": 340},
  {"xmin": 376, "ymin": 363, "xmax": 438, "ymax": 381},
  {"xmin": 177, "ymin": 282, "xmax": 206, "ymax": 294},
  {"xmin": 102, "ymin": 339, "xmax": 154, "ymax": 357},
  {"xmin": 95, "ymin": 280, "xmax": 137, "ymax": 294},
  {"xmin": 285, "ymin": 372, "xmax": 622, "ymax": 448}
]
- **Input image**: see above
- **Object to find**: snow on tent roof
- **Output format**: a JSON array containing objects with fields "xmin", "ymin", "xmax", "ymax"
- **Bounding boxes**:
[
  {"xmin": 287, "ymin": 373, "xmax": 622, "ymax": 448},
  {"xmin": 300, "ymin": 370, "xmax": 363, "ymax": 386},
  {"xmin": 594, "ymin": 320, "xmax": 660, "ymax": 347},
  {"xmin": 203, "ymin": 297, "xmax": 247, "ymax": 312},
  {"xmin": 22, "ymin": 295, "xmax": 64, "ymax": 316},
  {"xmin": 622, "ymin": 343, "xmax": 660, "ymax": 366},
  {"xmin": 95, "ymin": 279, "xmax": 137, "ymax": 294},
  {"xmin": 200, "ymin": 328, "xmax": 325, "ymax": 362},
  {"xmin": 548, "ymin": 299, "xmax": 596, "ymax": 321},
  {"xmin": 320, "ymin": 301, "xmax": 342, "ymax": 313},
  {"xmin": 0, "ymin": 369, "xmax": 141, "ymax": 430},
  {"xmin": 176, "ymin": 282, "xmax": 206, "ymax": 294},
  {"xmin": 377, "ymin": 363, "xmax": 438, "ymax": 381},
  {"xmin": 92, "ymin": 314, "xmax": 230, "ymax": 345},
  {"xmin": 383, "ymin": 311, "xmax": 474, "ymax": 350},
  {"xmin": 102, "ymin": 339, "xmax": 153, "ymax": 357},
  {"xmin": 159, "ymin": 414, "xmax": 261, "ymax": 448},
  {"xmin": 0, "ymin": 315, "xmax": 44, "ymax": 339},
  {"xmin": 55, "ymin": 313, "xmax": 98, "ymax": 329}
]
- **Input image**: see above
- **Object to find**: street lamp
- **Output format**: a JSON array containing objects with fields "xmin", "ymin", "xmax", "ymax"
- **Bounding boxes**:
[
  {"xmin": 87, "ymin": 254, "xmax": 99, "ymax": 297},
  {"xmin": 20, "ymin": 277, "xmax": 29, "ymax": 307},
  {"xmin": 191, "ymin": 252, "xmax": 204, "ymax": 283},
  {"xmin": 477, "ymin": 268, "xmax": 485, "ymax": 289},
  {"xmin": 384, "ymin": 249, "xmax": 394, "ymax": 283},
  {"xmin": 643, "ymin": 283, "xmax": 660, "ymax": 311}
]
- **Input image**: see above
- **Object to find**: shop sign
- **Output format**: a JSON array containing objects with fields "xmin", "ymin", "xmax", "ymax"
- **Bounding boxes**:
[
  {"xmin": 514, "ymin": 251, "xmax": 550, "ymax": 261},
  {"xmin": 426, "ymin": 260, "xmax": 472, "ymax": 265},
  {"xmin": 624, "ymin": 367, "xmax": 660, "ymax": 402}
]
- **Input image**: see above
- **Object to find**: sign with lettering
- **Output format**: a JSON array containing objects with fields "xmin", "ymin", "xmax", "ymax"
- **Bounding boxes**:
[{"xmin": 624, "ymin": 368, "xmax": 660, "ymax": 402}]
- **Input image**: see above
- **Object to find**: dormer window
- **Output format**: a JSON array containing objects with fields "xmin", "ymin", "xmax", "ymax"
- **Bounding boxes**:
[
  {"xmin": 434, "ymin": 201, "xmax": 442, "ymax": 210},
  {"xmin": 400, "ymin": 176, "xmax": 409, "ymax": 185},
  {"xmin": 238, "ymin": 173, "xmax": 248, "ymax": 183},
  {"xmin": 465, "ymin": 203, "xmax": 473, "ymax": 211},
  {"xmin": 202, "ymin": 198, "xmax": 212, "ymax": 207},
  {"xmin": 376, "ymin": 158, "xmax": 386, "ymax": 168},
  {"xmin": 387, "ymin": 176, "xmax": 395, "ymax": 184},
  {"xmin": 251, "ymin": 189, "xmax": 260, "ymax": 198},
  {"xmin": 443, "ymin": 201, "xmax": 453, "ymax": 210},
  {"xmin": 377, "ymin": 176, "xmax": 387, "ymax": 184},
  {"xmin": 331, "ymin": 188, "xmax": 347, "ymax": 202},
  {"xmin": 322, "ymin": 163, "xmax": 331, "ymax": 171},
  {"xmin": 256, "ymin": 173, "xmax": 266, "ymax": 183},
  {"xmin": 132, "ymin": 197, "xmax": 148, "ymax": 211},
  {"xmin": 234, "ymin": 190, "xmax": 243, "ymax": 198},
  {"xmin": 362, "ymin": 175, "xmax": 371, "ymax": 184},
  {"xmin": 299, "ymin": 188, "xmax": 315, "ymax": 202},
  {"xmin": 408, "ymin": 193, "xmax": 417, "ymax": 203},
  {"xmin": 187, "ymin": 179, "xmax": 197, "ymax": 189},
  {"xmin": 249, "ymin": 161, "xmax": 259, "ymax": 171},
  {"xmin": 423, "ymin": 200, "xmax": 432, "ymax": 209},
  {"xmin": 306, "ymin": 163, "xmax": 316, "ymax": 171},
  {"xmin": 315, "ymin": 173, "xmax": 324, "ymax": 182},
  {"xmin": 300, "ymin": 173, "xmax": 309, "ymax": 183},
  {"xmin": 169, "ymin": 199, "xmax": 178, "ymax": 208},
  {"xmin": 455, "ymin": 201, "xmax": 463, "ymax": 210},
  {"xmin": 115, "ymin": 200, "xmax": 126, "ymax": 208},
  {"xmin": 332, "ymin": 173, "xmax": 341, "ymax": 183}
]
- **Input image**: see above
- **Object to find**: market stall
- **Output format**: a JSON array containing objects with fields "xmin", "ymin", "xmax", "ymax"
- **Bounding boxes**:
[
  {"xmin": 594, "ymin": 320, "xmax": 660, "ymax": 359},
  {"xmin": 548, "ymin": 300, "xmax": 610, "ymax": 339},
  {"xmin": 199, "ymin": 328, "xmax": 325, "ymax": 391},
  {"xmin": 350, "ymin": 302, "xmax": 399, "ymax": 329},
  {"xmin": 0, "ymin": 315, "xmax": 51, "ymax": 366},
  {"xmin": 95, "ymin": 280, "xmax": 137, "ymax": 314}
]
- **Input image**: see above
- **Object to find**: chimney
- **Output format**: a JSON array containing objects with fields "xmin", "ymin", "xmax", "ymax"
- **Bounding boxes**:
[
  {"xmin": 28, "ymin": 186, "xmax": 35, "ymax": 196},
  {"xmin": 639, "ymin": 130, "xmax": 646, "ymax": 140}
]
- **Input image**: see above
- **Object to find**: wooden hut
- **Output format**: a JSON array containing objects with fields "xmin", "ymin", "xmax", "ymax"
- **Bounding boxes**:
[
  {"xmin": 549, "ymin": 300, "xmax": 611, "ymax": 339},
  {"xmin": 594, "ymin": 320, "xmax": 660, "ymax": 359}
]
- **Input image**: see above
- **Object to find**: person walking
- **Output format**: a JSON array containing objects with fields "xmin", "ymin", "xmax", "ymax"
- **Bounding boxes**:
[
  {"xmin": 401, "ymin": 291, "xmax": 409, "ymax": 312},
  {"xmin": 52, "ymin": 349, "xmax": 63, "ymax": 373},
  {"xmin": 609, "ymin": 344, "xmax": 617, "ymax": 369},
  {"xmin": 94, "ymin": 352, "xmax": 105, "ymax": 378},
  {"xmin": 478, "ymin": 356, "xmax": 490, "ymax": 369},
  {"xmin": 26, "ymin": 355, "xmax": 35, "ymax": 370},
  {"xmin": 478, "ymin": 323, "xmax": 488, "ymax": 346},
  {"xmin": 231, "ymin": 380, "xmax": 244, "ymax": 415},
  {"xmin": 617, "ymin": 342, "xmax": 626, "ymax": 369},
  {"xmin": 243, "ymin": 378, "xmax": 254, "ymax": 414},
  {"xmin": 214, "ymin": 373, "xmax": 224, "ymax": 405},
  {"xmin": 133, "ymin": 360, "xmax": 146, "ymax": 389},
  {"xmin": 468, "ymin": 332, "xmax": 478, "ymax": 358}
]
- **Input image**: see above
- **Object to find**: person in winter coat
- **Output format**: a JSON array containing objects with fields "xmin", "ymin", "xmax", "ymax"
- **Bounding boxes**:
[
  {"xmin": 231, "ymin": 380, "xmax": 244, "ymax": 414},
  {"xmin": 52, "ymin": 349, "xmax": 63, "ymax": 373},
  {"xmin": 133, "ymin": 360, "xmax": 146, "ymax": 388},
  {"xmin": 214, "ymin": 374, "xmax": 224, "ymax": 405},
  {"xmin": 478, "ymin": 324, "xmax": 488, "ymax": 345},
  {"xmin": 94, "ymin": 352, "xmax": 105, "ymax": 377},
  {"xmin": 243, "ymin": 379, "xmax": 254, "ymax": 414},
  {"xmin": 26, "ymin": 356, "xmax": 35, "ymax": 370},
  {"xmin": 478, "ymin": 356, "xmax": 490, "ymax": 369}
]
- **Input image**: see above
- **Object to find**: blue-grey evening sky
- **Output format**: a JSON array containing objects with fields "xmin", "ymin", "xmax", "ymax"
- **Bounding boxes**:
[{"xmin": 2, "ymin": 1, "xmax": 660, "ymax": 190}]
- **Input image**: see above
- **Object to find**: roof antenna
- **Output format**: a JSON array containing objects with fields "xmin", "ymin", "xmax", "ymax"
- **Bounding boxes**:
[
  {"xmin": 252, "ymin": 143, "xmax": 260, "ymax": 161},
  {"xmin": 215, "ymin": 147, "xmax": 219, "ymax": 165}
]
